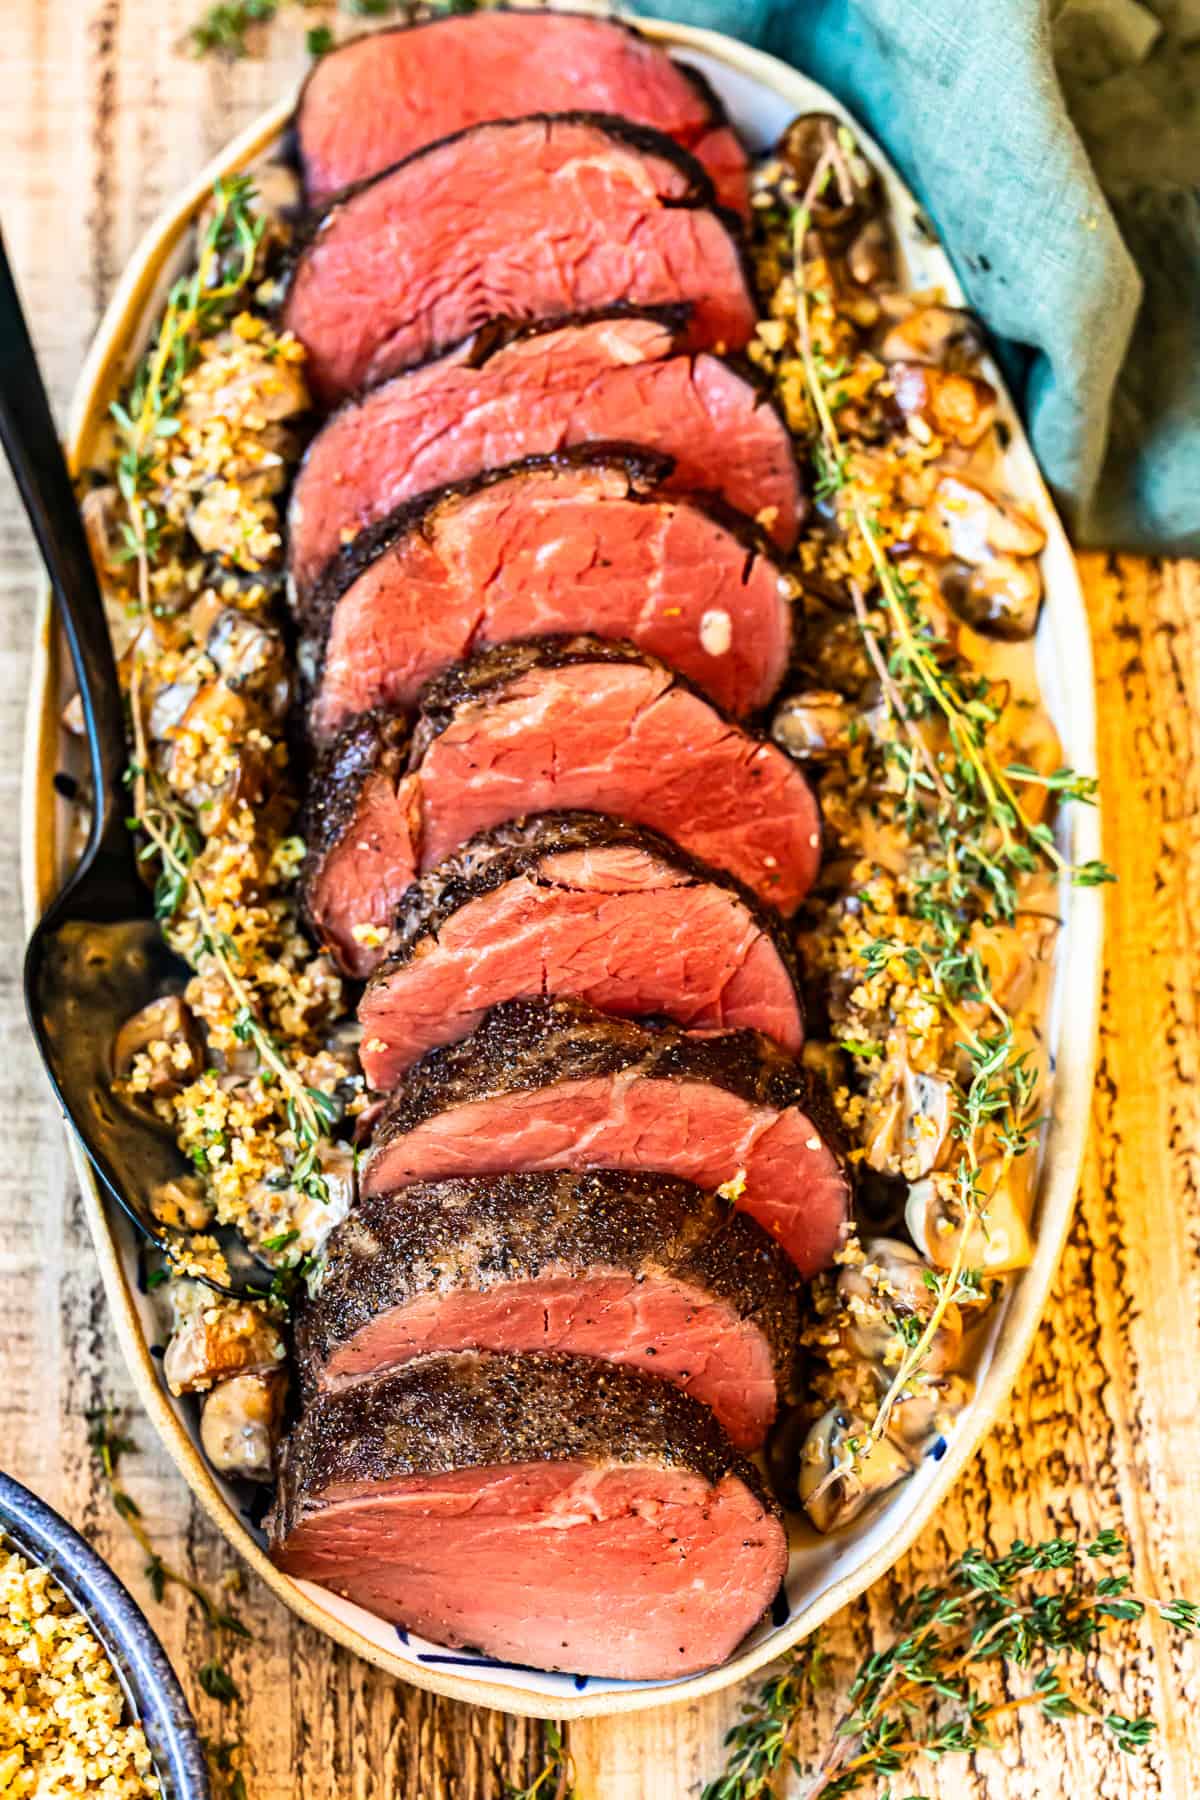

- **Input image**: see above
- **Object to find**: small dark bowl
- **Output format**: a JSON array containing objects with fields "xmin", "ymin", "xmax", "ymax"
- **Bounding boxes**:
[{"xmin": 0, "ymin": 1469, "xmax": 211, "ymax": 1799}]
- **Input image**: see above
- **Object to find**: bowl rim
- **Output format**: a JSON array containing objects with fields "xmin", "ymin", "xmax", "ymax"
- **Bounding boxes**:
[
  {"xmin": 19, "ymin": 17, "xmax": 1105, "ymax": 1720},
  {"xmin": 0, "ymin": 1468, "xmax": 211, "ymax": 1799}
]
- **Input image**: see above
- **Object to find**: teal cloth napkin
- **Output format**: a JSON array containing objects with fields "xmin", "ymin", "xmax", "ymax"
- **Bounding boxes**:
[{"xmin": 636, "ymin": 0, "xmax": 1200, "ymax": 553}]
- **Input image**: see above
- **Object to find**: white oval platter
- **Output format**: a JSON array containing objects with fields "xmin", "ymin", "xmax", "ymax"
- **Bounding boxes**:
[{"xmin": 21, "ymin": 14, "xmax": 1103, "ymax": 1721}]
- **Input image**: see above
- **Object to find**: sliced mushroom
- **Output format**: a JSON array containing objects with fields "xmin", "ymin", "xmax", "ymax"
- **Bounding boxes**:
[
  {"xmin": 889, "ymin": 1373, "xmax": 974, "ymax": 1454},
  {"xmin": 838, "ymin": 1238, "xmax": 963, "ymax": 1375},
  {"xmin": 239, "ymin": 1140, "xmax": 355, "ymax": 1262},
  {"xmin": 205, "ymin": 609, "xmax": 292, "ymax": 720},
  {"xmin": 199, "ymin": 1370, "xmax": 287, "ymax": 1482},
  {"xmin": 163, "ymin": 1290, "xmax": 284, "ymax": 1396},
  {"xmin": 920, "ymin": 473, "xmax": 1046, "ymax": 566},
  {"xmin": 113, "ymin": 995, "xmax": 203, "ymax": 1100},
  {"xmin": 148, "ymin": 1174, "xmax": 215, "ymax": 1233},
  {"xmin": 249, "ymin": 161, "xmax": 302, "ymax": 226},
  {"xmin": 906, "ymin": 1168, "xmax": 1034, "ymax": 1276},
  {"xmin": 771, "ymin": 689, "xmax": 855, "ymax": 760},
  {"xmin": 147, "ymin": 678, "xmax": 201, "ymax": 741},
  {"xmin": 775, "ymin": 114, "xmax": 878, "ymax": 238},
  {"xmin": 973, "ymin": 914, "xmax": 1058, "ymax": 1016},
  {"xmin": 80, "ymin": 484, "xmax": 123, "ymax": 576},
  {"xmin": 888, "ymin": 363, "xmax": 997, "ymax": 449},
  {"xmin": 798, "ymin": 1408, "xmax": 912, "ymax": 1533},
  {"xmin": 943, "ymin": 555, "xmax": 1043, "ymax": 640},
  {"xmin": 899, "ymin": 1066, "xmax": 955, "ymax": 1178},
  {"xmin": 845, "ymin": 214, "xmax": 895, "ymax": 289},
  {"xmin": 878, "ymin": 304, "xmax": 983, "ymax": 370}
]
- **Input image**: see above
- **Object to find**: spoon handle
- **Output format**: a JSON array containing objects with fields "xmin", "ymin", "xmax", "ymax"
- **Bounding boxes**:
[{"xmin": 0, "ymin": 233, "xmax": 128, "ymax": 860}]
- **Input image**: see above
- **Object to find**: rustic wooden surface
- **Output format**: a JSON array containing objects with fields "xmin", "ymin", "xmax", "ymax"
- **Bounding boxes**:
[{"xmin": 3, "ymin": 5, "xmax": 1200, "ymax": 1795}]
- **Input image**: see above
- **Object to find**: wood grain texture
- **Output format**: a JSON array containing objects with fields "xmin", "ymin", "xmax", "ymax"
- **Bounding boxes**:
[{"xmin": 2, "ymin": 6, "xmax": 1199, "ymax": 1794}]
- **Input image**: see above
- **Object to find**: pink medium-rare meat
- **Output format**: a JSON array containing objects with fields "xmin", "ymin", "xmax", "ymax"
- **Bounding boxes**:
[
  {"xmin": 302, "ymin": 450, "xmax": 792, "ymax": 740},
  {"xmin": 296, "ymin": 11, "xmax": 750, "ymax": 212},
  {"xmin": 282, "ymin": 115, "xmax": 757, "ymax": 405},
  {"xmin": 286, "ymin": 312, "xmax": 800, "ymax": 600},
  {"xmin": 357, "ymin": 813, "xmax": 804, "ymax": 1082},
  {"xmin": 269, "ymin": 1351, "xmax": 787, "ymax": 1678},
  {"xmin": 361, "ymin": 998, "xmax": 850, "ymax": 1279},
  {"xmin": 295, "ymin": 1170, "xmax": 799, "ymax": 1450},
  {"xmin": 300, "ymin": 640, "xmax": 823, "ymax": 976}
]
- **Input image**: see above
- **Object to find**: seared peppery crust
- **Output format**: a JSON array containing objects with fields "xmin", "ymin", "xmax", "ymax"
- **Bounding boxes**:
[
  {"xmin": 295, "ymin": 1169, "xmax": 800, "ymax": 1392},
  {"xmin": 268, "ymin": 1349, "xmax": 780, "ymax": 1546},
  {"xmin": 366, "ymin": 996, "xmax": 847, "ymax": 1168},
  {"xmin": 371, "ymin": 810, "xmax": 803, "ymax": 1004},
  {"xmin": 300, "ymin": 445, "xmax": 670, "ymax": 639},
  {"xmin": 297, "ymin": 709, "xmax": 411, "ymax": 940}
]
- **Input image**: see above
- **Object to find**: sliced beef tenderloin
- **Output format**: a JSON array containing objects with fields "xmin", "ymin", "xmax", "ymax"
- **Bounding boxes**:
[
  {"xmin": 296, "ymin": 1170, "xmax": 798, "ymax": 1450},
  {"xmin": 287, "ymin": 312, "xmax": 800, "ymax": 602},
  {"xmin": 303, "ymin": 450, "xmax": 792, "ymax": 741},
  {"xmin": 282, "ymin": 115, "xmax": 757, "ymax": 405},
  {"xmin": 301, "ymin": 640, "xmax": 822, "ymax": 978},
  {"xmin": 361, "ymin": 998, "xmax": 850, "ymax": 1279},
  {"xmin": 357, "ymin": 813, "xmax": 804, "ymax": 1083},
  {"xmin": 296, "ymin": 11, "xmax": 749, "ymax": 213},
  {"xmin": 269, "ymin": 1349, "xmax": 786, "ymax": 1679}
]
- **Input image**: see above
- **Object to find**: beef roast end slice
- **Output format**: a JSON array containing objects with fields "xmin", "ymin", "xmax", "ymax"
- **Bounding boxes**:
[
  {"xmin": 270, "ymin": 1350, "xmax": 787, "ymax": 1679},
  {"xmin": 296, "ymin": 12, "xmax": 749, "ymax": 212}
]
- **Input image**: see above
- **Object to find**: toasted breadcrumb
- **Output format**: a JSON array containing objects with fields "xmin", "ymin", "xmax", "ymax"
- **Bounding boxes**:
[{"xmin": 0, "ymin": 1544, "xmax": 160, "ymax": 1798}]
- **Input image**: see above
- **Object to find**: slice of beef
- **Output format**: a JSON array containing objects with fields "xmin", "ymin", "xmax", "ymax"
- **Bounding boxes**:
[
  {"xmin": 296, "ymin": 1170, "xmax": 799, "ymax": 1450},
  {"xmin": 287, "ymin": 313, "xmax": 800, "ymax": 601},
  {"xmin": 269, "ymin": 1350, "xmax": 787, "ymax": 1678},
  {"xmin": 361, "ymin": 998, "xmax": 850, "ymax": 1279},
  {"xmin": 357, "ymin": 812, "xmax": 804, "ymax": 1083},
  {"xmin": 303, "ymin": 451, "xmax": 792, "ymax": 741},
  {"xmin": 296, "ymin": 11, "xmax": 749, "ymax": 213},
  {"xmin": 301, "ymin": 639, "xmax": 822, "ymax": 977},
  {"xmin": 282, "ymin": 115, "xmax": 757, "ymax": 405}
]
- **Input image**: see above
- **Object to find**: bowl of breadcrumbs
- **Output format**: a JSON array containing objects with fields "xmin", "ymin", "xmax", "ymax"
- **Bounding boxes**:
[{"xmin": 0, "ymin": 1472, "xmax": 207, "ymax": 1799}]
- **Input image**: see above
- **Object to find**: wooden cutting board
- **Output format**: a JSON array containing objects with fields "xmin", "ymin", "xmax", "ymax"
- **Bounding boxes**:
[{"xmin": 3, "ymin": 4, "xmax": 1200, "ymax": 1793}]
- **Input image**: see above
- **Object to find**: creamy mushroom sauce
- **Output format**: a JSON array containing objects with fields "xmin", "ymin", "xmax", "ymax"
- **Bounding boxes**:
[{"xmin": 70, "ymin": 116, "xmax": 1064, "ymax": 1523}]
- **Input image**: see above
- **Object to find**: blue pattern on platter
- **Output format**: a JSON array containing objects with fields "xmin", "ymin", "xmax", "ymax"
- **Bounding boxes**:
[{"xmin": 0, "ymin": 1470, "xmax": 210, "ymax": 1799}]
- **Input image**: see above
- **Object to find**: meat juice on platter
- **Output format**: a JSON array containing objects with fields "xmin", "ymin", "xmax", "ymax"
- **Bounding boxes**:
[{"xmin": 65, "ymin": 10, "xmax": 1085, "ymax": 1685}]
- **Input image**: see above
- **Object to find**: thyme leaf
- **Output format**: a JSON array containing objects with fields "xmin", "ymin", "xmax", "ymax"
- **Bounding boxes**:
[
  {"xmin": 784, "ymin": 138, "xmax": 1113, "ymax": 1454},
  {"xmin": 111, "ymin": 175, "xmax": 337, "ymax": 1213},
  {"xmin": 505, "ymin": 1722, "xmax": 576, "ymax": 1800},
  {"xmin": 705, "ymin": 1532, "xmax": 1198, "ymax": 1799}
]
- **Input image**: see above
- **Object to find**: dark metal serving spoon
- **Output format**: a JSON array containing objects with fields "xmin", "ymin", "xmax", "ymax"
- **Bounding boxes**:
[{"xmin": 3, "ymin": 235, "xmax": 261, "ymax": 1297}]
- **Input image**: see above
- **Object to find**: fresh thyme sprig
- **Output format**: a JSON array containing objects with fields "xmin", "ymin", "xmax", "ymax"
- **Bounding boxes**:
[
  {"xmin": 111, "ymin": 175, "xmax": 263, "ymax": 613},
  {"xmin": 706, "ymin": 1531, "xmax": 1199, "ymax": 1800},
  {"xmin": 187, "ymin": 0, "xmax": 476, "ymax": 60},
  {"xmin": 505, "ymin": 1723, "xmax": 576, "ymax": 1800},
  {"xmin": 110, "ymin": 178, "xmax": 334, "ymax": 1207},
  {"xmin": 88, "ymin": 1408, "xmax": 251, "ymax": 1641},
  {"xmin": 785, "ymin": 141, "xmax": 1112, "ymax": 1455}
]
